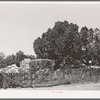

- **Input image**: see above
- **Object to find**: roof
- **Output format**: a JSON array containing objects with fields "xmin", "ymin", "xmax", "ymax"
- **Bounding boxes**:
[
  {"xmin": 0, "ymin": 64, "xmax": 19, "ymax": 73},
  {"xmin": 30, "ymin": 59, "xmax": 55, "ymax": 62}
]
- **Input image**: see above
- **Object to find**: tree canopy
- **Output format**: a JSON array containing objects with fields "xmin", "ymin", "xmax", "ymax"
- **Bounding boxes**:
[{"xmin": 33, "ymin": 21, "xmax": 100, "ymax": 70}]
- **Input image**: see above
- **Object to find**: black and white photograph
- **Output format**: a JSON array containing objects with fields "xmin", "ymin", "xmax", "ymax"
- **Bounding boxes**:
[{"xmin": 1, "ymin": 1, "xmax": 100, "ymax": 98}]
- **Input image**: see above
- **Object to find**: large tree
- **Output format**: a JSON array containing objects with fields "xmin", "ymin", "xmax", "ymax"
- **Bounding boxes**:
[
  {"xmin": 33, "ymin": 21, "xmax": 81, "ymax": 70},
  {"xmin": 34, "ymin": 20, "xmax": 100, "ymax": 72}
]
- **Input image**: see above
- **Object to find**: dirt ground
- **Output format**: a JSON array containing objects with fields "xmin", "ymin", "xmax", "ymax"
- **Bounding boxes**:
[
  {"xmin": 34, "ymin": 82, "xmax": 100, "ymax": 90},
  {"xmin": 1, "ymin": 82, "xmax": 100, "ymax": 90}
]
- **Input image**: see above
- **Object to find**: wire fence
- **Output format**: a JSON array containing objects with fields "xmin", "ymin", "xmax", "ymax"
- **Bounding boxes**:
[
  {"xmin": 0, "ymin": 67, "xmax": 100, "ymax": 88},
  {"xmin": 0, "ymin": 72, "xmax": 31, "ymax": 88},
  {"xmin": 30, "ymin": 67, "xmax": 100, "ymax": 87}
]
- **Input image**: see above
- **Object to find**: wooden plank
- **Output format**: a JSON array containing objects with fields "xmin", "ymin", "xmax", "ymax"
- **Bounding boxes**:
[
  {"xmin": 1, "ymin": 73, "xmax": 26, "ymax": 88},
  {"xmin": 2, "ymin": 77, "xmax": 7, "ymax": 89}
]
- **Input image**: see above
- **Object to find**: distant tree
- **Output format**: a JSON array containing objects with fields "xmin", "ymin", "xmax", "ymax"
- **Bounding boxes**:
[
  {"xmin": 4, "ymin": 54, "xmax": 16, "ymax": 66},
  {"xmin": 1, "ymin": 51, "xmax": 35, "ymax": 68},
  {"xmin": 15, "ymin": 50, "xmax": 28, "ymax": 67},
  {"xmin": 15, "ymin": 50, "xmax": 35, "ymax": 67},
  {"xmin": 26, "ymin": 54, "xmax": 35, "ymax": 59},
  {"xmin": 0, "ymin": 52, "xmax": 5, "ymax": 68}
]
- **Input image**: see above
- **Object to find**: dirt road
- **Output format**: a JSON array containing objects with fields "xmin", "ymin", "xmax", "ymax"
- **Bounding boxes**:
[
  {"xmin": 2, "ymin": 82, "xmax": 100, "ymax": 90},
  {"xmin": 35, "ymin": 82, "xmax": 100, "ymax": 90}
]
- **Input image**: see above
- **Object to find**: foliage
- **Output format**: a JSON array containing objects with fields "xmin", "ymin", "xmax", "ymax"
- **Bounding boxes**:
[
  {"xmin": 0, "ymin": 52, "xmax": 6, "ymax": 68},
  {"xmin": 0, "ymin": 51, "xmax": 35, "ymax": 68},
  {"xmin": 33, "ymin": 20, "xmax": 100, "ymax": 70},
  {"xmin": 34, "ymin": 21, "xmax": 81, "ymax": 69}
]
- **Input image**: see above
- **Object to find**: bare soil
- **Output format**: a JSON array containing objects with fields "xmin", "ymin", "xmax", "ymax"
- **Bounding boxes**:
[
  {"xmin": 5, "ymin": 82, "xmax": 100, "ymax": 90},
  {"xmin": 35, "ymin": 82, "xmax": 100, "ymax": 90}
]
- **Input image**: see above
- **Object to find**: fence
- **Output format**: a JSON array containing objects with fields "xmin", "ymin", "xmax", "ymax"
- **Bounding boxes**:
[
  {"xmin": 0, "ymin": 71, "xmax": 32, "ymax": 89},
  {"xmin": 29, "ymin": 67, "xmax": 100, "ymax": 87},
  {"xmin": 0, "ymin": 67, "xmax": 100, "ymax": 88},
  {"xmin": 63, "ymin": 68, "xmax": 100, "ymax": 84}
]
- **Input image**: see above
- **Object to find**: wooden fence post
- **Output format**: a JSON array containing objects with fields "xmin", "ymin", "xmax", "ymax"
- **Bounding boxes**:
[
  {"xmin": 3, "ymin": 77, "xmax": 7, "ymax": 89},
  {"xmin": 28, "ymin": 63, "xmax": 32, "ymax": 87}
]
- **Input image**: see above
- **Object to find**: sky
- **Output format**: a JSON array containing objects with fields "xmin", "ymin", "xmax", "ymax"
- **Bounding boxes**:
[{"xmin": 0, "ymin": 2, "xmax": 100, "ymax": 56}]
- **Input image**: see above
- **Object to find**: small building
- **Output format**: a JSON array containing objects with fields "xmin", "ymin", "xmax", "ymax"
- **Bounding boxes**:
[
  {"xmin": 19, "ymin": 58, "xmax": 31, "ymax": 72},
  {"xmin": 29, "ymin": 59, "xmax": 55, "ymax": 74},
  {"xmin": 19, "ymin": 58, "xmax": 55, "ymax": 74}
]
